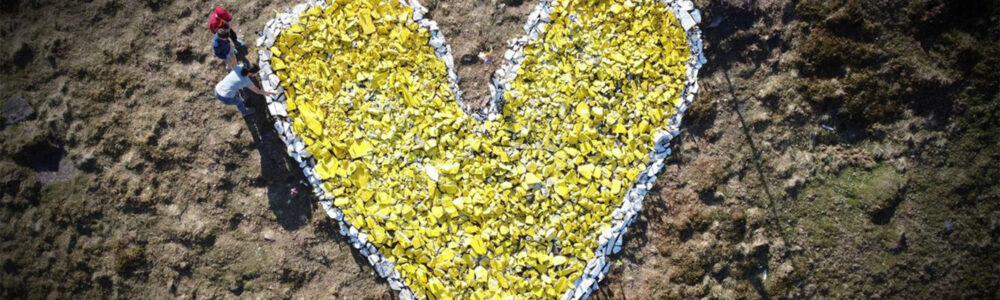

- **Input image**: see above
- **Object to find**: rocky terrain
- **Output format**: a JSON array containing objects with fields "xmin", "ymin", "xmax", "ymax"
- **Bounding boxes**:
[{"xmin": 1, "ymin": 0, "xmax": 998, "ymax": 298}]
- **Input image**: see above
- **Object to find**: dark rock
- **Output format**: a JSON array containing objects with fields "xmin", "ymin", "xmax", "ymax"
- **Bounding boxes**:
[
  {"xmin": 460, "ymin": 54, "xmax": 479, "ymax": 65},
  {"xmin": 11, "ymin": 43, "xmax": 34, "ymax": 68},
  {"xmin": 2, "ymin": 96, "xmax": 34, "ymax": 125},
  {"xmin": 229, "ymin": 280, "xmax": 244, "ymax": 295},
  {"xmin": 74, "ymin": 150, "xmax": 99, "ymax": 173},
  {"xmin": 504, "ymin": 0, "xmax": 524, "ymax": 7}
]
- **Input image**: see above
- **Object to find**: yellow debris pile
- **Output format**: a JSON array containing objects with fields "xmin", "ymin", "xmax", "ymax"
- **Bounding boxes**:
[{"xmin": 271, "ymin": 0, "xmax": 689, "ymax": 298}]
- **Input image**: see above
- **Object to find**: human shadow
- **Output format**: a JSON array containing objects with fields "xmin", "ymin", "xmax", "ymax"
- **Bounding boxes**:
[
  {"xmin": 312, "ymin": 216, "xmax": 399, "ymax": 299},
  {"xmin": 241, "ymin": 92, "xmax": 315, "ymax": 231},
  {"xmin": 241, "ymin": 91, "xmax": 398, "ymax": 298}
]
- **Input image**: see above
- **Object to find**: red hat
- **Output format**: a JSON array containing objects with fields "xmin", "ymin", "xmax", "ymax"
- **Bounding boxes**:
[{"xmin": 209, "ymin": 6, "xmax": 233, "ymax": 34}]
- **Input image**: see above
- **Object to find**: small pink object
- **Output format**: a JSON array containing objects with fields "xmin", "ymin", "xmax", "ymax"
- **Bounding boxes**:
[{"xmin": 290, "ymin": 188, "xmax": 299, "ymax": 197}]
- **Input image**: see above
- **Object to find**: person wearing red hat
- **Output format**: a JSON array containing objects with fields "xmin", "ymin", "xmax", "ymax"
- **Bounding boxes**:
[
  {"xmin": 209, "ymin": 7, "xmax": 245, "ymax": 69},
  {"xmin": 208, "ymin": 6, "xmax": 232, "ymax": 34}
]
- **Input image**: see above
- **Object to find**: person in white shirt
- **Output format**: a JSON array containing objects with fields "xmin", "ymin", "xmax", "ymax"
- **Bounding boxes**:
[{"xmin": 214, "ymin": 63, "xmax": 277, "ymax": 116}]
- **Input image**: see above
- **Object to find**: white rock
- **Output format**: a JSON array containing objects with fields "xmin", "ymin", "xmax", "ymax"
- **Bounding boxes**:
[
  {"xmin": 292, "ymin": 4, "xmax": 308, "ymax": 15},
  {"xmin": 267, "ymin": 102, "xmax": 279, "ymax": 116},
  {"xmin": 429, "ymin": 35, "xmax": 445, "ymax": 49},
  {"xmin": 376, "ymin": 260, "xmax": 394, "ymax": 277},
  {"xmin": 523, "ymin": 17, "xmax": 538, "ymax": 34},
  {"xmin": 612, "ymin": 233, "xmax": 623, "ymax": 254},
  {"xmin": 574, "ymin": 281, "xmax": 588, "ymax": 298},
  {"xmin": 327, "ymin": 207, "xmax": 343, "ymax": 220},
  {"xmin": 442, "ymin": 52, "xmax": 454, "ymax": 70},
  {"xmin": 580, "ymin": 278, "xmax": 595, "ymax": 293},
  {"xmin": 389, "ymin": 277, "xmax": 405, "ymax": 290},
  {"xmin": 678, "ymin": 12, "xmax": 696, "ymax": 30},
  {"xmin": 399, "ymin": 290, "xmax": 414, "ymax": 300},
  {"xmin": 358, "ymin": 232, "xmax": 368, "ymax": 244},
  {"xmin": 679, "ymin": 0, "xmax": 695, "ymax": 11}
]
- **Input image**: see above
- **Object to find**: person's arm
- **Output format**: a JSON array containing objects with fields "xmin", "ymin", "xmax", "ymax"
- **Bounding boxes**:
[
  {"xmin": 226, "ymin": 54, "xmax": 237, "ymax": 69},
  {"xmin": 228, "ymin": 27, "xmax": 242, "ymax": 46},
  {"xmin": 249, "ymin": 85, "xmax": 280, "ymax": 96}
]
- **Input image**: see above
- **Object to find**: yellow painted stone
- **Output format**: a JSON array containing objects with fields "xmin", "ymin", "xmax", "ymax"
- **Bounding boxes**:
[{"xmin": 272, "ymin": 0, "xmax": 689, "ymax": 298}]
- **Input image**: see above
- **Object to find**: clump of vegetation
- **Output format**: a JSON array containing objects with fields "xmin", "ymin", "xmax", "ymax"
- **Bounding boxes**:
[
  {"xmin": 793, "ymin": 0, "xmax": 996, "ymax": 126},
  {"xmin": 112, "ymin": 239, "xmax": 145, "ymax": 275},
  {"xmin": 0, "ymin": 161, "xmax": 39, "ymax": 209}
]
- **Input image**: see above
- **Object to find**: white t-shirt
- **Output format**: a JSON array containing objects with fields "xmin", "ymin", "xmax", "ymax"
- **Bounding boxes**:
[{"xmin": 214, "ymin": 67, "xmax": 254, "ymax": 98}]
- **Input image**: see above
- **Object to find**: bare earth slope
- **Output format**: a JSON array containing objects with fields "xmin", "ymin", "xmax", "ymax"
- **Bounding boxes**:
[{"xmin": 1, "ymin": 0, "xmax": 998, "ymax": 299}]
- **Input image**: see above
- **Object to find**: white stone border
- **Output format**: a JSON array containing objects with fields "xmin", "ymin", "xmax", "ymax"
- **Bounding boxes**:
[{"xmin": 254, "ymin": 0, "xmax": 704, "ymax": 299}]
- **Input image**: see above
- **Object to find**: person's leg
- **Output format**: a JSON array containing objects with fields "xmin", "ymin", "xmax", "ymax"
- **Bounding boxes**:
[
  {"xmin": 217, "ymin": 91, "xmax": 253, "ymax": 115},
  {"xmin": 216, "ymin": 91, "xmax": 235, "ymax": 105},
  {"xmin": 234, "ymin": 90, "xmax": 255, "ymax": 116}
]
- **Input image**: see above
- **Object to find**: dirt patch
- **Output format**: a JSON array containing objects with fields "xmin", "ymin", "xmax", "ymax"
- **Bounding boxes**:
[{"xmin": 430, "ymin": 0, "xmax": 540, "ymax": 106}]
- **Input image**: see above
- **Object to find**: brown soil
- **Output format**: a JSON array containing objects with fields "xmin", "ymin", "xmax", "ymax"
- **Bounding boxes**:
[
  {"xmin": 430, "ymin": 0, "xmax": 541, "ymax": 107},
  {"xmin": 2, "ymin": 0, "xmax": 999, "ymax": 299}
]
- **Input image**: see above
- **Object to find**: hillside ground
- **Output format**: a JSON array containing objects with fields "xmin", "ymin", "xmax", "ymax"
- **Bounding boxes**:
[{"xmin": 1, "ymin": 0, "xmax": 998, "ymax": 298}]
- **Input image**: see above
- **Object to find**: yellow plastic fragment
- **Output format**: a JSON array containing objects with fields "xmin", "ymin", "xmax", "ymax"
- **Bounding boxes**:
[
  {"xmin": 555, "ymin": 183, "xmax": 570, "ymax": 198},
  {"xmin": 578, "ymin": 164, "xmax": 595, "ymax": 180},
  {"xmin": 524, "ymin": 173, "xmax": 542, "ymax": 185},
  {"xmin": 431, "ymin": 206, "xmax": 444, "ymax": 219},
  {"xmin": 359, "ymin": 10, "xmax": 376, "ymax": 35},
  {"xmin": 348, "ymin": 141, "xmax": 374, "ymax": 159},
  {"xmin": 469, "ymin": 236, "xmax": 487, "ymax": 255}
]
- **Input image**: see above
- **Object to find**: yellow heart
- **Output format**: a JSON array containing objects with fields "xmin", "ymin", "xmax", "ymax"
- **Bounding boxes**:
[{"xmin": 256, "ymin": 0, "xmax": 704, "ymax": 298}]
